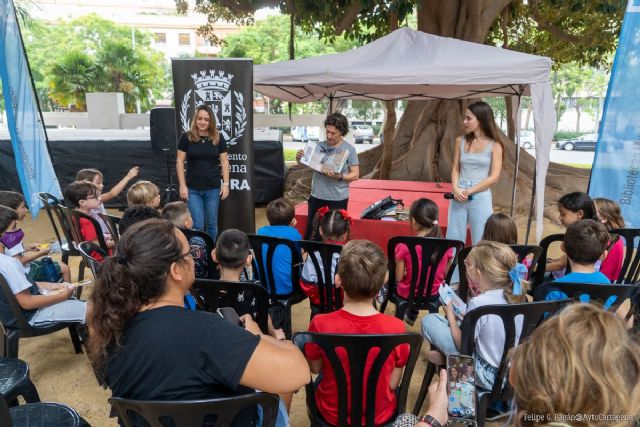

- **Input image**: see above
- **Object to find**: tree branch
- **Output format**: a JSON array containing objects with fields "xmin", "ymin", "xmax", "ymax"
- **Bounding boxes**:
[
  {"xmin": 529, "ymin": 0, "xmax": 593, "ymax": 45},
  {"xmin": 335, "ymin": 1, "xmax": 364, "ymax": 36}
]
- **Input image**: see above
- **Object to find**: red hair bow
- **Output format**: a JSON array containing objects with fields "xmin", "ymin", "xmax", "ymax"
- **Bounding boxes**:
[
  {"xmin": 339, "ymin": 209, "xmax": 352, "ymax": 225},
  {"xmin": 317, "ymin": 206, "xmax": 330, "ymax": 219}
]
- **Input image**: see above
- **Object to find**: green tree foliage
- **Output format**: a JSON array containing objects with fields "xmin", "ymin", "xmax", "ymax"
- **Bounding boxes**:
[{"xmin": 21, "ymin": 14, "xmax": 165, "ymax": 112}]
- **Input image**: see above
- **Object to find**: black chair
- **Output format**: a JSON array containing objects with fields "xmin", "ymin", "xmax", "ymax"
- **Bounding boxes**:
[
  {"xmin": 180, "ymin": 228, "xmax": 217, "ymax": 279},
  {"xmin": 36, "ymin": 193, "xmax": 83, "ymax": 271},
  {"xmin": 109, "ymin": 393, "xmax": 279, "ymax": 427},
  {"xmin": 380, "ymin": 237, "xmax": 464, "ymax": 321},
  {"xmin": 297, "ymin": 240, "xmax": 343, "ymax": 316},
  {"xmin": 99, "ymin": 213, "xmax": 122, "ymax": 243},
  {"xmin": 532, "ymin": 282, "xmax": 640, "ymax": 311},
  {"xmin": 611, "ymin": 228, "xmax": 640, "ymax": 284},
  {"xmin": 77, "ymin": 242, "xmax": 108, "ymax": 279},
  {"xmin": 247, "ymin": 234, "xmax": 305, "ymax": 338},
  {"xmin": 0, "ymin": 357, "xmax": 40, "ymax": 404},
  {"xmin": 191, "ymin": 279, "xmax": 270, "ymax": 334},
  {"xmin": 292, "ymin": 332, "xmax": 422, "ymax": 427},
  {"xmin": 532, "ymin": 233, "xmax": 565, "ymax": 289},
  {"xmin": 458, "ymin": 244, "xmax": 543, "ymax": 302},
  {"xmin": 413, "ymin": 300, "xmax": 570, "ymax": 426},
  {"xmin": 0, "ymin": 395, "xmax": 90, "ymax": 427},
  {"xmin": 0, "ymin": 274, "xmax": 82, "ymax": 358}
]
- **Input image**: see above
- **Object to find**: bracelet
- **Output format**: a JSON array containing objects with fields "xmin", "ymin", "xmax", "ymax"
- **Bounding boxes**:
[
  {"xmin": 221, "ymin": 182, "xmax": 229, "ymax": 187},
  {"xmin": 418, "ymin": 414, "xmax": 443, "ymax": 427}
]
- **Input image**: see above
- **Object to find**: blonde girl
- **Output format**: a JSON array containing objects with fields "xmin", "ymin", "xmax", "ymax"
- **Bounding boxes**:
[{"xmin": 126, "ymin": 180, "xmax": 161, "ymax": 208}]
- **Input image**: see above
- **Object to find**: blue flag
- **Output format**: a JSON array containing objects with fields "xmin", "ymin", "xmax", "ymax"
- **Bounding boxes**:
[
  {"xmin": 0, "ymin": 0, "xmax": 61, "ymax": 216},
  {"xmin": 589, "ymin": 0, "xmax": 640, "ymax": 227}
]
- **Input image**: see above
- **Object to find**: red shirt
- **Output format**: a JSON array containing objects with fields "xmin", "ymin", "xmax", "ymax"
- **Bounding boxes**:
[
  {"xmin": 305, "ymin": 309, "xmax": 409, "ymax": 425},
  {"xmin": 600, "ymin": 237, "xmax": 624, "ymax": 282},
  {"xmin": 395, "ymin": 244, "xmax": 453, "ymax": 299},
  {"xmin": 79, "ymin": 217, "xmax": 111, "ymax": 258}
]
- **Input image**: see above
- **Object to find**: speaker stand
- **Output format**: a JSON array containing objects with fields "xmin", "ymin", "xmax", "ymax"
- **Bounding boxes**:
[{"xmin": 161, "ymin": 149, "xmax": 180, "ymax": 206}]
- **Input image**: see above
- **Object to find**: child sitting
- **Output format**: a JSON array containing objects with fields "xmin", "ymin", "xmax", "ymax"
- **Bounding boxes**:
[
  {"xmin": 393, "ymin": 198, "xmax": 453, "ymax": 325},
  {"xmin": 126, "ymin": 180, "xmax": 161, "ymax": 208},
  {"xmin": 0, "ymin": 206, "xmax": 86, "ymax": 328},
  {"xmin": 304, "ymin": 240, "xmax": 410, "ymax": 426},
  {"xmin": 421, "ymin": 240, "xmax": 528, "ymax": 391},
  {"xmin": 481, "ymin": 212, "xmax": 517, "ymax": 244},
  {"xmin": 0, "ymin": 191, "xmax": 70, "ymax": 282},
  {"xmin": 117, "ymin": 205, "xmax": 161, "ymax": 235},
  {"xmin": 593, "ymin": 197, "xmax": 625, "ymax": 282},
  {"xmin": 256, "ymin": 198, "xmax": 302, "ymax": 295},
  {"xmin": 64, "ymin": 181, "xmax": 115, "ymax": 254},
  {"xmin": 300, "ymin": 207, "xmax": 350, "ymax": 309},
  {"xmin": 162, "ymin": 201, "xmax": 208, "ymax": 279}
]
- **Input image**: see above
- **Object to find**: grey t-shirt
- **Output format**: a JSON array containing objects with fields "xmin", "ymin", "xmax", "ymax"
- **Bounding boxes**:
[{"xmin": 310, "ymin": 140, "xmax": 359, "ymax": 201}]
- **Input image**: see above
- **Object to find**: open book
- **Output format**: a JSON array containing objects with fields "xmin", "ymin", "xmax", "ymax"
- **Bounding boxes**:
[
  {"xmin": 438, "ymin": 284, "xmax": 467, "ymax": 321},
  {"xmin": 300, "ymin": 141, "xmax": 349, "ymax": 174}
]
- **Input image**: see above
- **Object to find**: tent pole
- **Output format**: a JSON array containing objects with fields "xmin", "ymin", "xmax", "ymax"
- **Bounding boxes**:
[
  {"xmin": 524, "ymin": 168, "xmax": 536, "ymax": 244},
  {"xmin": 510, "ymin": 93, "xmax": 523, "ymax": 217}
]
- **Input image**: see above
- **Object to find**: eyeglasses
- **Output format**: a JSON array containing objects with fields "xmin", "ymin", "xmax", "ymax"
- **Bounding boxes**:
[{"xmin": 86, "ymin": 195, "xmax": 99, "ymax": 200}]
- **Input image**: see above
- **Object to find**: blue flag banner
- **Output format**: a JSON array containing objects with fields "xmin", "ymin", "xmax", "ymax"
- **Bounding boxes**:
[
  {"xmin": 589, "ymin": 0, "xmax": 640, "ymax": 227},
  {"xmin": 0, "ymin": 0, "xmax": 61, "ymax": 216}
]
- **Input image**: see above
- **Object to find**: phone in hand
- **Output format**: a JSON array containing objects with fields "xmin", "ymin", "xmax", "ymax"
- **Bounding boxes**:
[
  {"xmin": 216, "ymin": 307, "xmax": 243, "ymax": 327},
  {"xmin": 446, "ymin": 354, "xmax": 476, "ymax": 420}
]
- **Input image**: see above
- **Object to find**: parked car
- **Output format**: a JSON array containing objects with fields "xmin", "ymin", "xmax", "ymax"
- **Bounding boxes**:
[
  {"xmin": 350, "ymin": 124, "xmax": 374, "ymax": 143},
  {"xmin": 518, "ymin": 130, "xmax": 535, "ymax": 149},
  {"xmin": 291, "ymin": 126, "xmax": 321, "ymax": 142},
  {"xmin": 556, "ymin": 133, "xmax": 598, "ymax": 151}
]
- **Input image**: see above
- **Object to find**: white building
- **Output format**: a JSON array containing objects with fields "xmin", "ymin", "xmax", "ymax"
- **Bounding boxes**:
[{"xmin": 29, "ymin": 0, "xmax": 240, "ymax": 59}]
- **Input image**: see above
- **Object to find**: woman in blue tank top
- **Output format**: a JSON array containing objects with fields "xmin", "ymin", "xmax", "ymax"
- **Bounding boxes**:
[{"xmin": 447, "ymin": 101, "xmax": 503, "ymax": 246}]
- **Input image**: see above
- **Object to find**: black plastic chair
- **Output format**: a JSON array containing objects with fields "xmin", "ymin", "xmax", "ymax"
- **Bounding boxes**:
[
  {"xmin": 532, "ymin": 233, "xmax": 565, "ymax": 289},
  {"xmin": 413, "ymin": 300, "xmax": 570, "ymax": 426},
  {"xmin": 297, "ymin": 240, "xmax": 343, "ymax": 317},
  {"xmin": 99, "ymin": 213, "xmax": 122, "ymax": 243},
  {"xmin": 611, "ymin": 228, "xmax": 640, "ymax": 284},
  {"xmin": 36, "ymin": 193, "xmax": 83, "ymax": 273},
  {"xmin": 0, "ymin": 274, "xmax": 82, "ymax": 358},
  {"xmin": 0, "ymin": 357, "xmax": 40, "ymax": 404},
  {"xmin": 247, "ymin": 234, "xmax": 305, "ymax": 338},
  {"xmin": 0, "ymin": 395, "xmax": 90, "ymax": 427},
  {"xmin": 191, "ymin": 279, "xmax": 270, "ymax": 334},
  {"xmin": 109, "ymin": 392, "xmax": 279, "ymax": 427},
  {"xmin": 293, "ymin": 332, "xmax": 422, "ymax": 427},
  {"xmin": 180, "ymin": 228, "xmax": 217, "ymax": 279},
  {"xmin": 458, "ymin": 244, "xmax": 543, "ymax": 302},
  {"xmin": 380, "ymin": 237, "xmax": 464, "ymax": 321},
  {"xmin": 532, "ymin": 282, "xmax": 639, "ymax": 311},
  {"xmin": 77, "ymin": 242, "xmax": 108, "ymax": 280}
]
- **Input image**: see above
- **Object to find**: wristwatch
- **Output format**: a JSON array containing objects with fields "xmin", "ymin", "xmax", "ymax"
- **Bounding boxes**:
[{"xmin": 418, "ymin": 414, "xmax": 443, "ymax": 427}]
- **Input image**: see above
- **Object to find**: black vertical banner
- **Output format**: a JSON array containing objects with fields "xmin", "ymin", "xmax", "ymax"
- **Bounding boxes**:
[{"xmin": 172, "ymin": 59, "xmax": 255, "ymax": 234}]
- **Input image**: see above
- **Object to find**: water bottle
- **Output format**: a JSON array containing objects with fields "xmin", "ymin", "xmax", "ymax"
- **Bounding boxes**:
[{"xmin": 41, "ymin": 257, "xmax": 60, "ymax": 282}]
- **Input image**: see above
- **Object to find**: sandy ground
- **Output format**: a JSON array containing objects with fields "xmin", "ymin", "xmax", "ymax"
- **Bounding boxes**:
[{"xmin": 14, "ymin": 205, "xmax": 563, "ymax": 426}]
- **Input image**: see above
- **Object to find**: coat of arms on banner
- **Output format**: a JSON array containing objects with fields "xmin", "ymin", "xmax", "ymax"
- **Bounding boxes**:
[{"xmin": 180, "ymin": 70, "xmax": 247, "ymax": 146}]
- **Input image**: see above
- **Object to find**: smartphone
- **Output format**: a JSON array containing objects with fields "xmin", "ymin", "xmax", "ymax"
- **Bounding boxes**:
[
  {"xmin": 446, "ymin": 354, "xmax": 476, "ymax": 420},
  {"xmin": 216, "ymin": 307, "xmax": 243, "ymax": 327}
]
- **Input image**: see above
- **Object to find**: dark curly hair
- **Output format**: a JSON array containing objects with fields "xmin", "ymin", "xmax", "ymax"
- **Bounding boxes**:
[
  {"xmin": 324, "ymin": 112, "xmax": 350, "ymax": 136},
  {"xmin": 87, "ymin": 219, "xmax": 186, "ymax": 369},
  {"xmin": 118, "ymin": 204, "xmax": 162, "ymax": 234}
]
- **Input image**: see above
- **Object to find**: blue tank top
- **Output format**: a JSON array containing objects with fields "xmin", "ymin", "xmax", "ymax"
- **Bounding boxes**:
[{"xmin": 459, "ymin": 137, "xmax": 494, "ymax": 181}]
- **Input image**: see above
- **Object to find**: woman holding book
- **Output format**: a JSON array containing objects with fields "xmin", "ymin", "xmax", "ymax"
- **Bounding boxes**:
[{"xmin": 296, "ymin": 113, "xmax": 360, "ymax": 239}]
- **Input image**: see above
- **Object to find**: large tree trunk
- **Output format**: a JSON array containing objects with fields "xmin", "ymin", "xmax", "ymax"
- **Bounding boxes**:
[{"xmin": 286, "ymin": 0, "xmax": 589, "ymax": 217}]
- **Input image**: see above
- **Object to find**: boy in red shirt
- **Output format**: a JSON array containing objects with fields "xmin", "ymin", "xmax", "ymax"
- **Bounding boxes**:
[
  {"xmin": 304, "ymin": 239, "xmax": 409, "ymax": 426},
  {"xmin": 64, "ymin": 181, "xmax": 114, "ymax": 256}
]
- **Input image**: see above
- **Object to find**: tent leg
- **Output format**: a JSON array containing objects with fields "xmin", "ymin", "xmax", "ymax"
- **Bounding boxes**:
[
  {"xmin": 510, "ymin": 94, "xmax": 522, "ymax": 217},
  {"xmin": 524, "ymin": 168, "xmax": 536, "ymax": 244}
]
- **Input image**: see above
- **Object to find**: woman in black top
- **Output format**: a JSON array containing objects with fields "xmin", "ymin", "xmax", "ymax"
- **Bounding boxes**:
[
  {"xmin": 176, "ymin": 105, "xmax": 230, "ymax": 241},
  {"xmin": 87, "ymin": 219, "xmax": 310, "ymax": 426}
]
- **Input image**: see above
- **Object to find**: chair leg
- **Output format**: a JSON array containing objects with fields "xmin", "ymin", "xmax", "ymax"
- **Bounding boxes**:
[
  {"xmin": 6, "ymin": 331, "xmax": 20, "ymax": 359},
  {"xmin": 77, "ymin": 259, "xmax": 85, "ymax": 282},
  {"xmin": 284, "ymin": 303, "xmax": 293, "ymax": 340},
  {"xmin": 395, "ymin": 301, "xmax": 408, "ymax": 321},
  {"xmin": 413, "ymin": 361, "xmax": 437, "ymax": 415},
  {"xmin": 68, "ymin": 325, "xmax": 83, "ymax": 354},
  {"xmin": 379, "ymin": 299, "xmax": 388, "ymax": 314},
  {"xmin": 17, "ymin": 380, "xmax": 41, "ymax": 403},
  {"xmin": 476, "ymin": 392, "xmax": 490, "ymax": 427},
  {"xmin": 0, "ymin": 326, "xmax": 5, "ymax": 358}
]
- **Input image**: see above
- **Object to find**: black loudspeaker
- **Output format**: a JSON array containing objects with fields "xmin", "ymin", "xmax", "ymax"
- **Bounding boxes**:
[{"xmin": 150, "ymin": 107, "xmax": 177, "ymax": 153}]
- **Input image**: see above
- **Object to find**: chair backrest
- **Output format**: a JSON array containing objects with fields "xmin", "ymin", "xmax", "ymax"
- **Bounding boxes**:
[
  {"xmin": 57, "ymin": 205, "xmax": 110, "ymax": 253},
  {"xmin": 109, "ymin": 392, "xmax": 279, "ymax": 427},
  {"xmin": 100, "ymin": 213, "xmax": 122, "ymax": 243},
  {"xmin": 0, "ymin": 274, "xmax": 34, "ymax": 332},
  {"xmin": 191, "ymin": 279, "xmax": 269, "ymax": 334},
  {"xmin": 292, "ymin": 332, "xmax": 422, "ymax": 427},
  {"xmin": 36, "ymin": 192, "xmax": 65, "ymax": 250},
  {"xmin": 459, "ymin": 300, "xmax": 570, "ymax": 403},
  {"xmin": 297, "ymin": 240, "xmax": 343, "ymax": 314},
  {"xmin": 179, "ymin": 228, "xmax": 217, "ymax": 279},
  {"xmin": 458, "ymin": 244, "xmax": 543, "ymax": 302},
  {"xmin": 532, "ymin": 282, "xmax": 640, "ymax": 310},
  {"xmin": 77, "ymin": 241, "xmax": 108, "ymax": 279},
  {"xmin": 611, "ymin": 228, "xmax": 640, "ymax": 284},
  {"xmin": 247, "ymin": 234, "xmax": 302, "ymax": 298},
  {"xmin": 532, "ymin": 233, "xmax": 565, "ymax": 288},
  {"xmin": 387, "ymin": 237, "xmax": 464, "ymax": 307}
]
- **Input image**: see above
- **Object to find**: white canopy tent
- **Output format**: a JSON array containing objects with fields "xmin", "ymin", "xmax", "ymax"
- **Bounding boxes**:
[{"xmin": 254, "ymin": 27, "xmax": 556, "ymax": 242}]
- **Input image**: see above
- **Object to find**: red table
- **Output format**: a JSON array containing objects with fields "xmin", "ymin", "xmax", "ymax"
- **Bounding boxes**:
[{"xmin": 295, "ymin": 179, "xmax": 470, "ymax": 253}]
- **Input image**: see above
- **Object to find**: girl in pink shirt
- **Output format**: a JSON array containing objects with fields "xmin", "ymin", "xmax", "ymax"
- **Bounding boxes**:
[{"xmin": 594, "ymin": 198, "xmax": 625, "ymax": 282}]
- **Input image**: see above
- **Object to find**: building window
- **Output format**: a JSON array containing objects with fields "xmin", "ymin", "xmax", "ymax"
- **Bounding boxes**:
[
  {"xmin": 154, "ymin": 32, "xmax": 166, "ymax": 44},
  {"xmin": 178, "ymin": 33, "xmax": 191, "ymax": 46}
]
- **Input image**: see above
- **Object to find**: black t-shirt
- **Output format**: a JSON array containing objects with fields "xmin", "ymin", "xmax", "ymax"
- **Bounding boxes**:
[
  {"xmin": 177, "ymin": 133, "xmax": 228, "ymax": 190},
  {"xmin": 105, "ymin": 306, "xmax": 260, "ymax": 425}
]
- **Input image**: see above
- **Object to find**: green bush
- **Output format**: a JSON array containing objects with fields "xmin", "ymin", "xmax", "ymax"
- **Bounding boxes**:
[{"xmin": 554, "ymin": 130, "xmax": 584, "ymax": 141}]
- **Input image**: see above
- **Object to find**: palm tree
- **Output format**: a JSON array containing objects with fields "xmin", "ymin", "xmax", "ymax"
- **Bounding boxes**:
[{"xmin": 47, "ymin": 50, "xmax": 98, "ymax": 111}]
